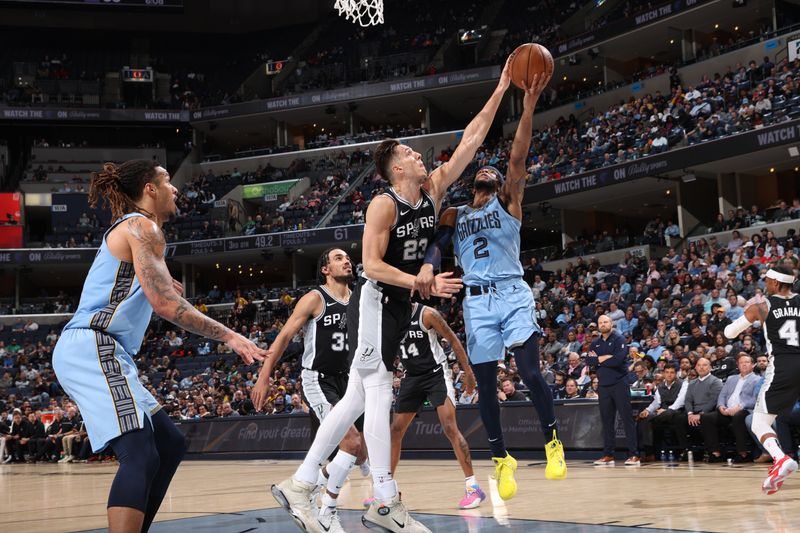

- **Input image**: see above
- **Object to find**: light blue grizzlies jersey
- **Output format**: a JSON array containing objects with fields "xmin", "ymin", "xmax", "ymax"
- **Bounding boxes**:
[
  {"xmin": 453, "ymin": 195, "xmax": 523, "ymax": 286},
  {"xmin": 64, "ymin": 212, "xmax": 154, "ymax": 355}
]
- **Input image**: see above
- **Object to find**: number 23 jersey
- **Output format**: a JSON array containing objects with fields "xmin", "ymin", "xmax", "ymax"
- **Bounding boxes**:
[
  {"xmin": 379, "ymin": 187, "xmax": 437, "ymax": 300},
  {"xmin": 453, "ymin": 194, "xmax": 523, "ymax": 286}
]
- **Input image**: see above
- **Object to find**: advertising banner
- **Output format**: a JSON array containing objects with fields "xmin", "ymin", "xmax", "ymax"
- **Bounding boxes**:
[
  {"xmin": 178, "ymin": 400, "xmax": 649, "ymax": 455},
  {"xmin": 525, "ymin": 118, "xmax": 800, "ymax": 203},
  {"xmin": 0, "ymin": 107, "xmax": 189, "ymax": 123}
]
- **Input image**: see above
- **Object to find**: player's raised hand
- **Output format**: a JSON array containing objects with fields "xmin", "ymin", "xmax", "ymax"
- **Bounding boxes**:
[
  {"xmin": 411, "ymin": 263, "xmax": 436, "ymax": 299},
  {"xmin": 430, "ymin": 271, "xmax": 463, "ymax": 298},
  {"xmin": 226, "ymin": 332, "xmax": 267, "ymax": 365},
  {"xmin": 521, "ymin": 74, "xmax": 548, "ymax": 110},
  {"xmin": 498, "ymin": 54, "xmax": 513, "ymax": 92}
]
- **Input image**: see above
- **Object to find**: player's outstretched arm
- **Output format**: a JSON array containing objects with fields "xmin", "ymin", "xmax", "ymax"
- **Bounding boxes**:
[
  {"xmin": 427, "ymin": 57, "xmax": 512, "ymax": 204},
  {"xmin": 724, "ymin": 298, "xmax": 767, "ymax": 339},
  {"xmin": 252, "ymin": 291, "xmax": 321, "ymax": 411},
  {"xmin": 502, "ymin": 74, "xmax": 549, "ymax": 212},
  {"xmin": 424, "ymin": 307, "xmax": 476, "ymax": 395},
  {"xmin": 127, "ymin": 216, "xmax": 266, "ymax": 365},
  {"xmin": 415, "ymin": 207, "xmax": 458, "ymax": 299}
]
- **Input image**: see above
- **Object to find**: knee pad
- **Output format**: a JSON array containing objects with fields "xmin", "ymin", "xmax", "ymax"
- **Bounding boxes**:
[{"xmin": 750, "ymin": 412, "xmax": 777, "ymax": 439}]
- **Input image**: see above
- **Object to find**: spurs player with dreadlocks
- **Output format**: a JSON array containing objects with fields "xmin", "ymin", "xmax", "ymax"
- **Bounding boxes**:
[{"xmin": 725, "ymin": 265, "xmax": 800, "ymax": 494}]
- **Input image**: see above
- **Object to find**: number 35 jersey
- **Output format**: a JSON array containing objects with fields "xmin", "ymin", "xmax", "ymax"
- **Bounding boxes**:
[
  {"xmin": 453, "ymin": 194, "xmax": 523, "ymax": 286},
  {"xmin": 378, "ymin": 187, "xmax": 437, "ymax": 301},
  {"xmin": 301, "ymin": 285, "xmax": 351, "ymax": 374}
]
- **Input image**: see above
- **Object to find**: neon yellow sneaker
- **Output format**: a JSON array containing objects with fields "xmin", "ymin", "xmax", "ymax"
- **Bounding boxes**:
[
  {"xmin": 492, "ymin": 453, "xmax": 518, "ymax": 500},
  {"xmin": 545, "ymin": 431, "xmax": 567, "ymax": 480}
]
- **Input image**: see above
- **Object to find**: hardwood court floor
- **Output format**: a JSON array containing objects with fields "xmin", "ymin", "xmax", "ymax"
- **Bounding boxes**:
[{"xmin": 2, "ymin": 458, "xmax": 800, "ymax": 532}]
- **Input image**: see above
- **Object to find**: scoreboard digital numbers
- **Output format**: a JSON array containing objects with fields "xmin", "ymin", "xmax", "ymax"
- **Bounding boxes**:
[{"xmin": 121, "ymin": 67, "xmax": 154, "ymax": 82}]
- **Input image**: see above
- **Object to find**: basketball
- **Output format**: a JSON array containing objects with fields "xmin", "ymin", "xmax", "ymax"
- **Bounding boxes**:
[{"xmin": 509, "ymin": 43, "xmax": 554, "ymax": 90}]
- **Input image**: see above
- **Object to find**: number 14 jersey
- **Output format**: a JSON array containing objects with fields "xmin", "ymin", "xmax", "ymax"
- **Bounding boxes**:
[{"xmin": 453, "ymin": 194, "xmax": 523, "ymax": 286}]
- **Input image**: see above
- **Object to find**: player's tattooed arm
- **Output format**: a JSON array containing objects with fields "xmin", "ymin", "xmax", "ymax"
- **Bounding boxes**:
[{"xmin": 128, "ymin": 216, "xmax": 232, "ymax": 342}]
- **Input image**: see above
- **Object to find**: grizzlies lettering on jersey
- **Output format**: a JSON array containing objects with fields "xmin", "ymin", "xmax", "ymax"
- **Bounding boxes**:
[
  {"xmin": 398, "ymin": 304, "xmax": 447, "ymax": 375},
  {"xmin": 765, "ymin": 294, "xmax": 800, "ymax": 356},
  {"xmin": 379, "ymin": 187, "xmax": 437, "ymax": 300},
  {"xmin": 301, "ymin": 286, "xmax": 350, "ymax": 374},
  {"xmin": 453, "ymin": 195, "xmax": 523, "ymax": 286}
]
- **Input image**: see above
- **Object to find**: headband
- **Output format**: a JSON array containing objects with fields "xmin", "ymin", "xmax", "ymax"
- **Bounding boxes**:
[
  {"xmin": 766, "ymin": 269, "xmax": 795, "ymax": 284},
  {"xmin": 477, "ymin": 166, "xmax": 505, "ymax": 185}
]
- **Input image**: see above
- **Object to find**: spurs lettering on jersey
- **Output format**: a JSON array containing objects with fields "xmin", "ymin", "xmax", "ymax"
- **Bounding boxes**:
[
  {"xmin": 398, "ymin": 305, "xmax": 447, "ymax": 375},
  {"xmin": 380, "ymin": 189, "xmax": 437, "ymax": 296},
  {"xmin": 301, "ymin": 287, "xmax": 350, "ymax": 373},
  {"xmin": 396, "ymin": 214, "xmax": 435, "ymax": 238}
]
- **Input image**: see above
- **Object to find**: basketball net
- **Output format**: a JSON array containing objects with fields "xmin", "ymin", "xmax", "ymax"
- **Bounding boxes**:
[{"xmin": 334, "ymin": 0, "xmax": 384, "ymax": 26}]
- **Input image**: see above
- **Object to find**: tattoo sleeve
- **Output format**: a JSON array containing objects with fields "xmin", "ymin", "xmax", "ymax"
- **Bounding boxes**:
[{"xmin": 129, "ymin": 217, "xmax": 231, "ymax": 342}]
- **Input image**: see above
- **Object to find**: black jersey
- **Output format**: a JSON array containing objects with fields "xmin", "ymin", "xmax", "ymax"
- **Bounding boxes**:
[
  {"xmin": 378, "ymin": 187, "xmax": 437, "ymax": 300},
  {"xmin": 398, "ymin": 304, "xmax": 447, "ymax": 375},
  {"xmin": 301, "ymin": 285, "xmax": 350, "ymax": 374},
  {"xmin": 764, "ymin": 294, "xmax": 800, "ymax": 357}
]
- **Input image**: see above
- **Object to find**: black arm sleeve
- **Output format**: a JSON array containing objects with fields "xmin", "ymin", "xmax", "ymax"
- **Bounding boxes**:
[{"xmin": 423, "ymin": 224, "xmax": 455, "ymax": 269}]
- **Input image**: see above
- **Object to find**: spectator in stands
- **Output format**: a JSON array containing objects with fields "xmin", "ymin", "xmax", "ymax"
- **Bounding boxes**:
[
  {"xmin": 701, "ymin": 354, "xmax": 761, "ymax": 463},
  {"xmin": 3, "ymin": 410, "xmax": 32, "ymax": 463},
  {"xmin": 673, "ymin": 358, "xmax": 723, "ymax": 461},
  {"xmin": 498, "ymin": 379, "xmax": 527, "ymax": 402},
  {"xmin": 637, "ymin": 364, "xmax": 687, "ymax": 461},
  {"xmin": 563, "ymin": 379, "xmax": 581, "ymax": 400}
]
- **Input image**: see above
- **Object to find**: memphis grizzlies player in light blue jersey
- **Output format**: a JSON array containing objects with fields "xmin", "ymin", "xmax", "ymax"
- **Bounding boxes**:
[
  {"xmin": 419, "ymin": 75, "xmax": 566, "ymax": 500},
  {"xmin": 53, "ymin": 160, "xmax": 266, "ymax": 533}
]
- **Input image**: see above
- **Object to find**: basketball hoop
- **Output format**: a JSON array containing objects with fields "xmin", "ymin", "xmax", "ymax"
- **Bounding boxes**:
[{"xmin": 334, "ymin": 0, "xmax": 384, "ymax": 27}]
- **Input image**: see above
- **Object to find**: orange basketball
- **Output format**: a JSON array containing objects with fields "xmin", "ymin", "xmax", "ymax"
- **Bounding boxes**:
[{"xmin": 508, "ymin": 43, "xmax": 554, "ymax": 90}]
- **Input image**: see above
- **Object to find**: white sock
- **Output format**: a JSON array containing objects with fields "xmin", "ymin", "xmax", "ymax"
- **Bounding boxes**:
[
  {"xmin": 465, "ymin": 475, "xmax": 477, "ymax": 488},
  {"xmin": 326, "ymin": 451, "xmax": 357, "ymax": 495},
  {"xmin": 373, "ymin": 473, "xmax": 398, "ymax": 503},
  {"xmin": 317, "ymin": 467, "xmax": 329, "ymax": 488},
  {"xmin": 319, "ymin": 492, "xmax": 337, "ymax": 517},
  {"xmin": 763, "ymin": 437, "xmax": 786, "ymax": 461},
  {"xmin": 296, "ymin": 461, "xmax": 322, "ymax": 486}
]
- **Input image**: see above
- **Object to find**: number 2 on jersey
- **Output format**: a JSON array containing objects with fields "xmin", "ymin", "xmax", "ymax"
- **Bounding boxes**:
[
  {"xmin": 778, "ymin": 319, "xmax": 799, "ymax": 347},
  {"xmin": 473, "ymin": 237, "xmax": 489, "ymax": 259}
]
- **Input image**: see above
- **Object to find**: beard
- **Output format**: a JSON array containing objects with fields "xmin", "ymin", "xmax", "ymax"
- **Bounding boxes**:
[
  {"xmin": 334, "ymin": 273, "xmax": 354, "ymax": 284},
  {"xmin": 473, "ymin": 179, "xmax": 498, "ymax": 194}
]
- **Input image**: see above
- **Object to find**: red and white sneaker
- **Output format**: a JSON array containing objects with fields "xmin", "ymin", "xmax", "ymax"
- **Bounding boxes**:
[{"xmin": 763, "ymin": 456, "xmax": 798, "ymax": 495}]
